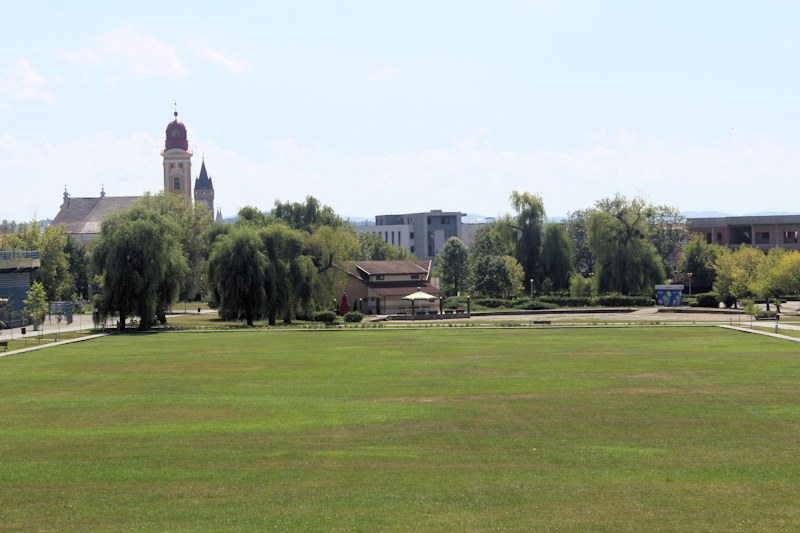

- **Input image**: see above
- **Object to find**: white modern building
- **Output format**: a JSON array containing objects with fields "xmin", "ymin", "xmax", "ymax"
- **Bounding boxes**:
[{"xmin": 354, "ymin": 210, "xmax": 485, "ymax": 261}]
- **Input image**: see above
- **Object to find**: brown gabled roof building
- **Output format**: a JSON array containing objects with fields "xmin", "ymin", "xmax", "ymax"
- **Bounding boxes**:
[{"xmin": 342, "ymin": 260, "xmax": 443, "ymax": 316}]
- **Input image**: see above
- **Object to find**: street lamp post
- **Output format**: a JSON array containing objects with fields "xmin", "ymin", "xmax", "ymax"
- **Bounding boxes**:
[
  {"xmin": 530, "ymin": 279, "xmax": 534, "ymax": 300},
  {"xmin": 687, "ymin": 272, "xmax": 693, "ymax": 296}
]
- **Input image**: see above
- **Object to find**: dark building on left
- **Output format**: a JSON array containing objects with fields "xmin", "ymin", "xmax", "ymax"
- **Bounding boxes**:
[{"xmin": 0, "ymin": 251, "xmax": 40, "ymax": 326}]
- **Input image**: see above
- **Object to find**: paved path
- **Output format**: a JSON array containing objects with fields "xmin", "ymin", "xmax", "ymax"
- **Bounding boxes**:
[
  {"xmin": 0, "ymin": 333, "xmax": 108, "ymax": 358},
  {"xmin": 718, "ymin": 325, "xmax": 800, "ymax": 343}
]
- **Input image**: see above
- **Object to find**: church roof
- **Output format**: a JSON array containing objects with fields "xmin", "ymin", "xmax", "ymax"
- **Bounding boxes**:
[
  {"xmin": 51, "ymin": 196, "xmax": 140, "ymax": 236},
  {"xmin": 194, "ymin": 159, "xmax": 214, "ymax": 190}
]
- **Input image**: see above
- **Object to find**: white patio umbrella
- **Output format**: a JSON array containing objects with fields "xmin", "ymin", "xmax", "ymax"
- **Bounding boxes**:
[{"xmin": 402, "ymin": 290, "xmax": 437, "ymax": 317}]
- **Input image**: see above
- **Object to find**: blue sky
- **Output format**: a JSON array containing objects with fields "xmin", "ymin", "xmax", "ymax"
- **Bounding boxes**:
[{"xmin": 3, "ymin": 1, "xmax": 800, "ymax": 223}]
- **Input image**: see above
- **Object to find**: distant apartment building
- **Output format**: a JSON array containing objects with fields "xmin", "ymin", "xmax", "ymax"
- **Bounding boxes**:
[
  {"xmin": 354, "ymin": 210, "xmax": 487, "ymax": 261},
  {"xmin": 687, "ymin": 214, "xmax": 800, "ymax": 252}
]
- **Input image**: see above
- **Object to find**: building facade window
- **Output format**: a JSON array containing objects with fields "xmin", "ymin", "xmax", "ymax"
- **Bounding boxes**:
[{"xmin": 174, "ymin": 177, "xmax": 181, "ymax": 190}]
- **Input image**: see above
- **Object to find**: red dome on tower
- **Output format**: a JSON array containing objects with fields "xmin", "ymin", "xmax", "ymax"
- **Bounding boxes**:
[{"xmin": 165, "ymin": 111, "xmax": 188, "ymax": 151}]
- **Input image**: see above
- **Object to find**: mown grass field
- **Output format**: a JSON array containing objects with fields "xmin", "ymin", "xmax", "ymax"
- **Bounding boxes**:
[{"xmin": 1, "ymin": 327, "xmax": 799, "ymax": 531}]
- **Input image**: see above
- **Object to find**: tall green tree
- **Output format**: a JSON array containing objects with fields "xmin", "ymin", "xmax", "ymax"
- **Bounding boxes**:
[
  {"xmin": 271, "ymin": 196, "xmax": 345, "ymax": 231},
  {"xmin": 677, "ymin": 234, "xmax": 724, "ymax": 294},
  {"xmin": 24, "ymin": 281, "xmax": 47, "ymax": 329},
  {"xmin": 587, "ymin": 195, "xmax": 665, "ymax": 295},
  {"xmin": 258, "ymin": 222, "xmax": 317, "ymax": 325},
  {"xmin": 541, "ymin": 223, "xmax": 574, "ymax": 292},
  {"xmin": 648, "ymin": 204, "xmax": 689, "ymax": 273},
  {"xmin": 713, "ymin": 246, "xmax": 764, "ymax": 307},
  {"xmin": 471, "ymin": 255, "xmax": 514, "ymax": 299},
  {"xmin": 508, "ymin": 191, "xmax": 546, "ymax": 287},
  {"xmin": 436, "ymin": 237, "xmax": 470, "ymax": 296},
  {"xmin": 208, "ymin": 207, "xmax": 327, "ymax": 325},
  {"xmin": 749, "ymin": 247, "xmax": 793, "ymax": 311},
  {"xmin": 208, "ymin": 225, "xmax": 271, "ymax": 326},
  {"xmin": 91, "ymin": 203, "xmax": 187, "ymax": 330},
  {"xmin": 64, "ymin": 234, "xmax": 90, "ymax": 300},
  {"xmin": 564, "ymin": 208, "xmax": 596, "ymax": 276},
  {"xmin": 136, "ymin": 191, "xmax": 214, "ymax": 302}
]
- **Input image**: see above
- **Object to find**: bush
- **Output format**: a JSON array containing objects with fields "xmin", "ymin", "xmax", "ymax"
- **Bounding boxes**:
[
  {"xmin": 743, "ymin": 300, "xmax": 776, "ymax": 319},
  {"xmin": 511, "ymin": 299, "xmax": 558, "ymax": 310},
  {"xmin": 595, "ymin": 294, "xmax": 653, "ymax": 307},
  {"xmin": 344, "ymin": 311, "xmax": 364, "ymax": 323},
  {"xmin": 569, "ymin": 274, "xmax": 595, "ymax": 297},
  {"xmin": 540, "ymin": 296, "xmax": 594, "ymax": 307},
  {"xmin": 694, "ymin": 292, "xmax": 720, "ymax": 308},
  {"xmin": 314, "ymin": 311, "xmax": 338, "ymax": 323},
  {"xmin": 721, "ymin": 294, "xmax": 737, "ymax": 308},
  {"xmin": 473, "ymin": 298, "xmax": 512, "ymax": 309},
  {"xmin": 442, "ymin": 296, "xmax": 475, "ymax": 311}
]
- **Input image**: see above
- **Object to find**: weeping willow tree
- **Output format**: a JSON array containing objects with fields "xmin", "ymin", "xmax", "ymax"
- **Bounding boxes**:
[
  {"xmin": 541, "ymin": 223, "xmax": 574, "ymax": 292},
  {"xmin": 91, "ymin": 203, "xmax": 188, "ymax": 330},
  {"xmin": 508, "ymin": 191, "xmax": 546, "ymax": 289},
  {"xmin": 587, "ymin": 195, "xmax": 665, "ymax": 295},
  {"xmin": 207, "ymin": 225, "xmax": 271, "ymax": 327},
  {"xmin": 208, "ymin": 205, "xmax": 348, "ymax": 326}
]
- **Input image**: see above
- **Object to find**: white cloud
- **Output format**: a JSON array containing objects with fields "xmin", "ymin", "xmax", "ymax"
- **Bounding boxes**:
[
  {"xmin": 366, "ymin": 66, "xmax": 397, "ymax": 82},
  {"xmin": 0, "ymin": 131, "xmax": 161, "ymax": 221},
  {"xmin": 56, "ymin": 24, "xmax": 186, "ymax": 80},
  {"xmin": 6, "ymin": 128, "xmax": 800, "ymax": 223},
  {"xmin": 187, "ymin": 39, "xmax": 249, "ymax": 74},
  {"xmin": 0, "ymin": 57, "xmax": 55, "ymax": 103}
]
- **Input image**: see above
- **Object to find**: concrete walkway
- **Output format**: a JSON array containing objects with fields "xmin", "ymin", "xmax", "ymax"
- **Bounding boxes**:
[
  {"xmin": 0, "ymin": 332, "xmax": 108, "ymax": 358},
  {"xmin": 718, "ymin": 324, "xmax": 800, "ymax": 343}
]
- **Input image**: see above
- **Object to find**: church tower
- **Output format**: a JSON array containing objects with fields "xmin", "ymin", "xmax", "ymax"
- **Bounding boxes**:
[
  {"xmin": 193, "ymin": 158, "xmax": 215, "ymax": 214},
  {"xmin": 161, "ymin": 111, "xmax": 193, "ymax": 199}
]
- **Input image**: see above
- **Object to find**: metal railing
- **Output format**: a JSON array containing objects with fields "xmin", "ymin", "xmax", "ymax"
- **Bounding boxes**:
[{"xmin": 0, "ymin": 251, "xmax": 39, "ymax": 260}]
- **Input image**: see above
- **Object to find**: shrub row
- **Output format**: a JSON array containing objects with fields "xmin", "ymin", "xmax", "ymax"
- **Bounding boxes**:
[
  {"xmin": 693, "ymin": 292, "xmax": 720, "ymax": 308},
  {"xmin": 511, "ymin": 299, "xmax": 559, "ymax": 311}
]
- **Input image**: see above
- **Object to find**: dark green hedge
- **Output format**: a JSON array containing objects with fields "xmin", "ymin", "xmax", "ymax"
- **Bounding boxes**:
[
  {"xmin": 594, "ymin": 295, "xmax": 654, "ymax": 307},
  {"xmin": 511, "ymin": 299, "xmax": 559, "ymax": 310},
  {"xmin": 344, "ymin": 311, "xmax": 364, "ymax": 323},
  {"xmin": 694, "ymin": 293, "xmax": 720, "ymax": 308},
  {"xmin": 539, "ymin": 296, "xmax": 594, "ymax": 307},
  {"xmin": 473, "ymin": 298, "xmax": 513, "ymax": 309},
  {"xmin": 314, "ymin": 311, "xmax": 338, "ymax": 323}
]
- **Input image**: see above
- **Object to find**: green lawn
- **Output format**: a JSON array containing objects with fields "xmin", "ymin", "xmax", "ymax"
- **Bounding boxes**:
[{"xmin": 1, "ymin": 328, "xmax": 799, "ymax": 531}]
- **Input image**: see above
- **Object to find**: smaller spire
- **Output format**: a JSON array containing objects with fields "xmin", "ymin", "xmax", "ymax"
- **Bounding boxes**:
[
  {"xmin": 63, "ymin": 185, "xmax": 69, "ymax": 206},
  {"xmin": 101, "ymin": 183, "xmax": 106, "ymax": 198}
]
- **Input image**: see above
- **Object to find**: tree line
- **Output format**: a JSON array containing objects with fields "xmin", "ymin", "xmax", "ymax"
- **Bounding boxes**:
[
  {"xmin": 13, "ymin": 188, "xmax": 797, "ymax": 329},
  {"xmin": 677, "ymin": 234, "xmax": 800, "ymax": 311},
  {"xmin": 436, "ymin": 192, "xmax": 687, "ymax": 299},
  {"xmin": 90, "ymin": 193, "xmax": 411, "ymax": 329}
]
